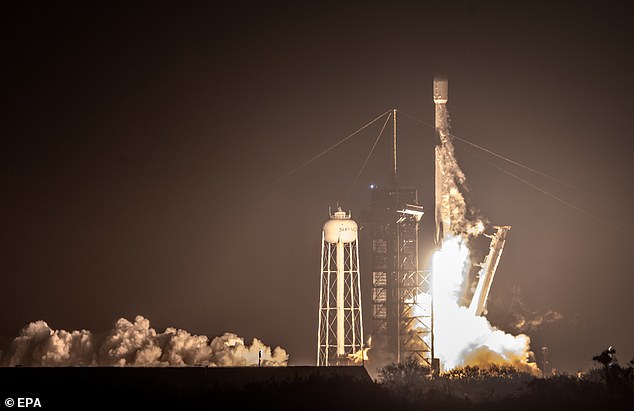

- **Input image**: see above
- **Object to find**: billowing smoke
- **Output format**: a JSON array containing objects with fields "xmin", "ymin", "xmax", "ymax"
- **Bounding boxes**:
[
  {"xmin": 429, "ymin": 236, "xmax": 537, "ymax": 373},
  {"xmin": 426, "ymin": 107, "xmax": 538, "ymax": 373},
  {"xmin": 505, "ymin": 287, "xmax": 563, "ymax": 332},
  {"xmin": 435, "ymin": 139, "xmax": 485, "ymax": 239},
  {"xmin": 2, "ymin": 315, "xmax": 288, "ymax": 367},
  {"xmin": 484, "ymin": 285, "xmax": 565, "ymax": 334},
  {"xmin": 6, "ymin": 321, "xmax": 95, "ymax": 366},
  {"xmin": 513, "ymin": 309, "xmax": 563, "ymax": 333}
]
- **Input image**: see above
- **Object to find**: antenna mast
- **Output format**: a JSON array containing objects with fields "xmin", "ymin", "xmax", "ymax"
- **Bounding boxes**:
[{"xmin": 392, "ymin": 108, "xmax": 398, "ymax": 185}]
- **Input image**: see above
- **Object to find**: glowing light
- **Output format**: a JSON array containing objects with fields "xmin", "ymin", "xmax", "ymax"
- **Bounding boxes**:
[
  {"xmin": 417, "ymin": 235, "xmax": 537, "ymax": 373},
  {"xmin": 422, "ymin": 77, "xmax": 538, "ymax": 373},
  {"xmin": 348, "ymin": 347, "xmax": 370, "ymax": 363}
]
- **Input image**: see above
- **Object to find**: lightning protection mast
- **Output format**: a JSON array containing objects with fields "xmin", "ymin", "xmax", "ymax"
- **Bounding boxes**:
[{"xmin": 367, "ymin": 108, "xmax": 432, "ymax": 368}]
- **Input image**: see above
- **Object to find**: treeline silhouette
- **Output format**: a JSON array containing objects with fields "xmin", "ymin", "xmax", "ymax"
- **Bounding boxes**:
[
  {"xmin": 0, "ymin": 348, "xmax": 632, "ymax": 410},
  {"xmin": 373, "ymin": 347, "xmax": 634, "ymax": 410}
]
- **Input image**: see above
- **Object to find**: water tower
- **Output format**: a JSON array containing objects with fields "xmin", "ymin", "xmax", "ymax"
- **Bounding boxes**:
[{"xmin": 317, "ymin": 207, "xmax": 364, "ymax": 366}]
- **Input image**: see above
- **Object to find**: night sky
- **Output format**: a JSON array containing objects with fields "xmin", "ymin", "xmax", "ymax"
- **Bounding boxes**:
[{"xmin": 2, "ymin": 1, "xmax": 632, "ymax": 372}]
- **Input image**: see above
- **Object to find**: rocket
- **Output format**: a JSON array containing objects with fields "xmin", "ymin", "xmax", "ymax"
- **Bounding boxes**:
[
  {"xmin": 433, "ymin": 75, "xmax": 449, "ymax": 144},
  {"xmin": 434, "ymin": 75, "xmax": 450, "ymax": 244}
]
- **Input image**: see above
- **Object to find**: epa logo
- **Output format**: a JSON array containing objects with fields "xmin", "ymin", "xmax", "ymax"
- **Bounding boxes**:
[{"xmin": 4, "ymin": 398, "xmax": 42, "ymax": 408}]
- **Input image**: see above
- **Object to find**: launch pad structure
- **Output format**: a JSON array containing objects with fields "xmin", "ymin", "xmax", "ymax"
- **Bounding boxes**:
[
  {"xmin": 366, "ymin": 185, "xmax": 432, "ymax": 366},
  {"xmin": 317, "ymin": 77, "xmax": 510, "ymax": 371},
  {"xmin": 365, "ymin": 110, "xmax": 433, "ymax": 367}
]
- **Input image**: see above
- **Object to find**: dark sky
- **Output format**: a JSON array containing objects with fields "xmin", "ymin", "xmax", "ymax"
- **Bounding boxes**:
[{"xmin": 2, "ymin": 1, "xmax": 632, "ymax": 371}]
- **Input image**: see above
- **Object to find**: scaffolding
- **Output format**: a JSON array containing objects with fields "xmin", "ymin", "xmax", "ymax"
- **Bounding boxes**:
[{"xmin": 367, "ymin": 188, "xmax": 433, "ymax": 366}]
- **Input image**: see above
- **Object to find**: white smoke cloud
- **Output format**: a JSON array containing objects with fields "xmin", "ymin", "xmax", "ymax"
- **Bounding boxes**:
[
  {"xmin": 435, "ymin": 141, "xmax": 486, "ymax": 238},
  {"xmin": 5, "ymin": 321, "xmax": 96, "ymax": 366},
  {"xmin": 429, "ymin": 236, "xmax": 538, "ymax": 374},
  {"xmin": 3, "ymin": 315, "xmax": 288, "ymax": 367},
  {"xmin": 208, "ymin": 333, "xmax": 288, "ymax": 367}
]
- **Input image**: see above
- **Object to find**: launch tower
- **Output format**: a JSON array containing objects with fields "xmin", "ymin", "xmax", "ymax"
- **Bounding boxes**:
[{"xmin": 366, "ymin": 110, "xmax": 433, "ymax": 366}]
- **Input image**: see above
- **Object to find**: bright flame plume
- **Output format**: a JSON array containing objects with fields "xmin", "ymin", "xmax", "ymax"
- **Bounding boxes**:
[{"xmin": 429, "ymin": 236, "xmax": 537, "ymax": 373}]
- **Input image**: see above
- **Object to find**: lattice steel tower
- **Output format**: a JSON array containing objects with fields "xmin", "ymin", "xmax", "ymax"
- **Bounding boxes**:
[
  {"xmin": 365, "ymin": 109, "xmax": 433, "ymax": 367},
  {"xmin": 317, "ymin": 208, "xmax": 364, "ymax": 366}
]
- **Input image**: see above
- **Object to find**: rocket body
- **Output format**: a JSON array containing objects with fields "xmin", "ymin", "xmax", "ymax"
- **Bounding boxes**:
[
  {"xmin": 433, "ymin": 76, "xmax": 450, "ymax": 145},
  {"xmin": 434, "ymin": 75, "xmax": 450, "ymax": 243}
]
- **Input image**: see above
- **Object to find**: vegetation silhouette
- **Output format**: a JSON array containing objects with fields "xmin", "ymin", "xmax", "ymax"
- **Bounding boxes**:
[
  {"xmin": 374, "ymin": 347, "xmax": 633, "ymax": 410},
  {"xmin": 0, "ymin": 348, "xmax": 632, "ymax": 410}
]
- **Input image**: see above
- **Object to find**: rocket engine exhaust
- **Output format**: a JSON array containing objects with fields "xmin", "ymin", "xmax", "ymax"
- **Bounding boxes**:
[{"xmin": 424, "ymin": 75, "xmax": 538, "ymax": 373}]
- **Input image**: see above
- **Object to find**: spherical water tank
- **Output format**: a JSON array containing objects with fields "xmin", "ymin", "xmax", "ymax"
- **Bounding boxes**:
[{"xmin": 323, "ymin": 210, "xmax": 358, "ymax": 244}]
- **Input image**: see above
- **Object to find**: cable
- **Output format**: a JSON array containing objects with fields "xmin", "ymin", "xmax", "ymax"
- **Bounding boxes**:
[
  {"xmin": 469, "ymin": 151, "xmax": 629, "ymax": 236},
  {"xmin": 397, "ymin": 110, "xmax": 435, "ymax": 129},
  {"xmin": 397, "ymin": 110, "xmax": 574, "ymax": 189},
  {"xmin": 343, "ymin": 112, "xmax": 392, "ymax": 202},
  {"xmin": 452, "ymin": 135, "xmax": 575, "ymax": 189},
  {"xmin": 284, "ymin": 110, "xmax": 391, "ymax": 178},
  {"xmin": 399, "ymin": 109, "xmax": 627, "ymax": 236}
]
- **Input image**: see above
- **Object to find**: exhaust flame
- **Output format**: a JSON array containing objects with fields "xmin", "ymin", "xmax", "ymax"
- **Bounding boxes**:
[
  {"xmin": 430, "ymin": 236, "xmax": 537, "ymax": 373},
  {"xmin": 426, "ymin": 94, "xmax": 538, "ymax": 373},
  {"xmin": 2, "ymin": 315, "xmax": 288, "ymax": 367},
  {"xmin": 348, "ymin": 347, "xmax": 370, "ymax": 363}
]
